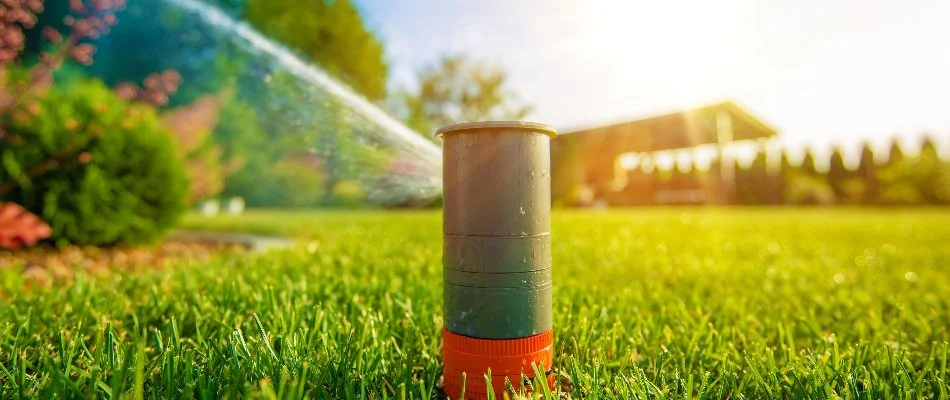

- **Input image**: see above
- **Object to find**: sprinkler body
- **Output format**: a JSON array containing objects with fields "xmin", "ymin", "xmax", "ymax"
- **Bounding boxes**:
[{"xmin": 437, "ymin": 121, "xmax": 556, "ymax": 399}]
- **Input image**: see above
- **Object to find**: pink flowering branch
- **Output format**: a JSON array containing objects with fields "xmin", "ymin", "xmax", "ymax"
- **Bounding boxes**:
[{"xmin": 115, "ymin": 70, "xmax": 182, "ymax": 108}]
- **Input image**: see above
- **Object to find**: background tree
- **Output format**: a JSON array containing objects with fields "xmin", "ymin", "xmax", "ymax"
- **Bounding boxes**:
[
  {"xmin": 918, "ymin": 137, "xmax": 949, "ymax": 204},
  {"xmin": 736, "ymin": 152, "xmax": 769, "ymax": 205},
  {"xmin": 397, "ymin": 54, "xmax": 532, "ymax": 136},
  {"xmin": 551, "ymin": 137, "xmax": 584, "ymax": 206},
  {"xmin": 776, "ymin": 152, "xmax": 793, "ymax": 204},
  {"xmin": 856, "ymin": 142, "xmax": 879, "ymax": 204},
  {"xmin": 800, "ymin": 150, "xmax": 818, "ymax": 177},
  {"xmin": 879, "ymin": 136, "xmax": 948, "ymax": 205},
  {"xmin": 885, "ymin": 139, "xmax": 905, "ymax": 167},
  {"xmin": 879, "ymin": 139, "xmax": 911, "ymax": 204},
  {"xmin": 244, "ymin": 0, "xmax": 388, "ymax": 101},
  {"xmin": 784, "ymin": 149, "xmax": 834, "ymax": 205},
  {"xmin": 827, "ymin": 148, "xmax": 850, "ymax": 203}
]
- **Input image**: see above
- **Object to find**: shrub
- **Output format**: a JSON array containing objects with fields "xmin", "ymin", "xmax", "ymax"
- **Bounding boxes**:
[
  {"xmin": 330, "ymin": 180, "xmax": 365, "ymax": 207},
  {"xmin": 0, "ymin": 78, "xmax": 188, "ymax": 246}
]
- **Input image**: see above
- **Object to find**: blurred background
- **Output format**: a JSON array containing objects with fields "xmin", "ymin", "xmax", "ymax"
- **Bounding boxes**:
[{"xmin": 1, "ymin": 0, "xmax": 948, "ymax": 247}]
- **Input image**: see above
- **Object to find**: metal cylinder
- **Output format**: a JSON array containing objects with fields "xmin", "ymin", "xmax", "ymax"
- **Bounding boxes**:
[{"xmin": 438, "ymin": 121, "xmax": 556, "ymax": 399}]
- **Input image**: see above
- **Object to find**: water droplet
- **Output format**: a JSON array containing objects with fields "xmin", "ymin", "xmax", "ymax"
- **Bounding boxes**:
[
  {"xmin": 519, "ymin": 206, "xmax": 526, "ymax": 215},
  {"xmin": 833, "ymin": 273, "xmax": 845, "ymax": 284},
  {"xmin": 521, "ymin": 257, "xmax": 527, "ymax": 263}
]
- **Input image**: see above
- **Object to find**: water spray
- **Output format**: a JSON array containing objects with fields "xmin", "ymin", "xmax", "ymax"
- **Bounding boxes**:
[
  {"xmin": 162, "ymin": 0, "xmax": 442, "ymax": 206},
  {"xmin": 437, "ymin": 121, "xmax": 556, "ymax": 398}
]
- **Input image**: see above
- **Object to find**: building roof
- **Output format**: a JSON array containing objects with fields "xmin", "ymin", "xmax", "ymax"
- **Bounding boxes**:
[{"xmin": 558, "ymin": 101, "xmax": 777, "ymax": 153}]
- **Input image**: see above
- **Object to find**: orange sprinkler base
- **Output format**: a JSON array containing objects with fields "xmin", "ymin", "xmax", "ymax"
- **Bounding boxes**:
[{"xmin": 442, "ymin": 328, "xmax": 553, "ymax": 399}]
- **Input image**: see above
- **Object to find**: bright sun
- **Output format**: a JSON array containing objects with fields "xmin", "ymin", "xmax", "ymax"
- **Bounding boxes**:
[{"xmin": 580, "ymin": 0, "xmax": 744, "ymax": 105}]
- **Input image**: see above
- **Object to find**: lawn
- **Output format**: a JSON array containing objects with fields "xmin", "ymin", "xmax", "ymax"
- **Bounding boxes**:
[{"xmin": 1, "ymin": 209, "xmax": 949, "ymax": 399}]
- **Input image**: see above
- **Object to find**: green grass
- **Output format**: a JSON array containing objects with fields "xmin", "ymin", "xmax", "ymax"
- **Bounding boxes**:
[{"xmin": 2, "ymin": 209, "xmax": 949, "ymax": 399}]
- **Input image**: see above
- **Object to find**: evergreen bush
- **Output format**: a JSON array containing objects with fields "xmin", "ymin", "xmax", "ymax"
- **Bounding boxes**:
[{"xmin": 0, "ymin": 78, "xmax": 188, "ymax": 245}]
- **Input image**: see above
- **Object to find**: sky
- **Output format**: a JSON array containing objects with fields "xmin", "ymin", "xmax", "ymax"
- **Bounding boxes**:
[{"xmin": 353, "ymin": 0, "xmax": 950, "ymax": 161}]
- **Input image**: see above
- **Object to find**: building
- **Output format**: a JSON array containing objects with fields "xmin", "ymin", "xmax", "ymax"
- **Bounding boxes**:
[{"xmin": 551, "ymin": 101, "xmax": 778, "ymax": 206}]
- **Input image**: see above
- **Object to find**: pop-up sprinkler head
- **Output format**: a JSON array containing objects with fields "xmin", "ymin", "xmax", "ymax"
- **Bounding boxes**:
[{"xmin": 437, "ymin": 121, "xmax": 557, "ymax": 399}]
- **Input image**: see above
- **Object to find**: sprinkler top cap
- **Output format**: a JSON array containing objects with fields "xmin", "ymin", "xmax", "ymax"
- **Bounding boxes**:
[{"xmin": 435, "ymin": 121, "xmax": 557, "ymax": 139}]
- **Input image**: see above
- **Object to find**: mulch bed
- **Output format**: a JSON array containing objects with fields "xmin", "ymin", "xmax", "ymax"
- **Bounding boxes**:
[{"xmin": 0, "ymin": 239, "xmax": 247, "ymax": 286}]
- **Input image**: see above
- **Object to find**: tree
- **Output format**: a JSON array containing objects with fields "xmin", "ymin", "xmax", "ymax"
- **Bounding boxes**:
[
  {"xmin": 918, "ymin": 137, "xmax": 949, "ymax": 204},
  {"xmin": 736, "ymin": 152, "xmax": 768, "ymax": 205},
  {"xmin": 880, "ymin": 136, "xmax": 948, "ymax": 205},
  {"xmin": 856, "ymin": 142, "xmax": 879, "ymax": 204},
  {"xmin": 800, "ymin": 150, "xmax": 818, "ymax": 177},
  {"xmin": 920, "ymin": 137, "xmax": 939, "ymax": 160},
  {"xmin": 878, "ymin": 139, "xmax": 913, "ymax": 205},
  {"xmin": 245, "ymin": 0, "xmax": 388, "ymax": 101},
  {"xmin": 777, "ymin": 151, "xmax": 793, "ymax": 204},
  {"xmin": 784, "ymin": 149, "xmax": 834, "ymax": 205},
  {"xmin": 885, "ymin": 139, "xmax": 905, "ymax": 167},
  {"xmin": 827, "ymin": 148, "xmax": 850, "ymax": 202},
  {"xmin": 397, "ymin": 54, "xmax": 532, "ymax": 136}
]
